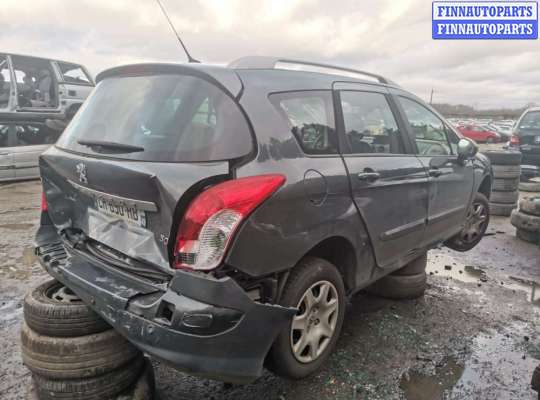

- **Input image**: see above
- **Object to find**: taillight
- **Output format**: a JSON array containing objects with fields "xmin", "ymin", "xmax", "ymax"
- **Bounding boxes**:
[
  {"xmin": 510, "ymin": 134, "xmax": 520, "ymax": 146},
  {"xmin": 173, "ymin": 174, "xmax": 286, "ymax": 271},
  {"xmin": 41, "ymin": 191, "xmax": 48, "ymax": 212}
]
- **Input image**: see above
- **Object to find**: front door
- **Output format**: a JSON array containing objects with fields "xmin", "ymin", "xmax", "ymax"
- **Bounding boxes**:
[
  {"xmin": 395, "ymin": 94, "xmax": 474, "ymax": 246},
  {"xmin": 335, "ymin": 84, "xmax": 429, "ymax": 270}
]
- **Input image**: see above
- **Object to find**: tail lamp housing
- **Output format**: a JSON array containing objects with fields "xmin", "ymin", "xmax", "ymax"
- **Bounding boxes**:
[
  {"xmin": 41, "ymin": 191, "xmax": 48, "ymax": 212},
  {"xmin": 173, "ymin": 174, "xmax": 286, "ymax": 271},
  {"xmin": 510, "ymin": 134, "xmax": 520, "ymax": 146}
]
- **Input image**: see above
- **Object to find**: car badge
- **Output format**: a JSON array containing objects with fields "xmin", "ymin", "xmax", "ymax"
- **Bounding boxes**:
[{"xmin": 76, "ymin": 163, "xmax": 88, "ymax": 184}]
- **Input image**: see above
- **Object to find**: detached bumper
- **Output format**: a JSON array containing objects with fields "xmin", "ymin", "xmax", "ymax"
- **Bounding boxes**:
[{"xmin": 35, "ymin": 227, "xmax": 296, "ymax": 383}]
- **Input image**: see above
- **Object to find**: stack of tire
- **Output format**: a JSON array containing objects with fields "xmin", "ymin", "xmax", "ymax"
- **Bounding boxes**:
[
  {"xmin": 519, "ymin": 177, "xmax": 540, "ymax": 193},
  {"xmin": 482, "ymin": 151, "xmax": 522, "ymax": 217},
  {"xmin": 21, "ymin": 279, "xmax": 155, "ymax": 400},
  {"xmin": 366, "ymin": 253, "xmax": 427, "ymax": 299},
  {"xmin": 510, "ymin": 197, "xmax": 540, "ymax": 245}
]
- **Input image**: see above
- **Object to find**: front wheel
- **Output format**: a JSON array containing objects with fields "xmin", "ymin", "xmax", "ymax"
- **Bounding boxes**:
[
  {"xmin": 445, "ymin": 192, "xmax": 490, "ymax": 252},
  {"xmin": 266, "ymin": 257, "xmax": 346, "ymax": 379}
]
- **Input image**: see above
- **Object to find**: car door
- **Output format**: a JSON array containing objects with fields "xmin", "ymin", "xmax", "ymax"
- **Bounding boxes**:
[
  {"xmin": 0, "ymin": 124, "xmax": 15, "ymax": 181},
  {"xmin": 334, "ymin": 83, "xmax": 429, "ymax": 270},
  {"xmin": 394, "ymin": 94, "xmax": 474, "ymax": 246},
  {"xmin": 12, "ymin": 122, "xmax": 57, "ymax": 179}
]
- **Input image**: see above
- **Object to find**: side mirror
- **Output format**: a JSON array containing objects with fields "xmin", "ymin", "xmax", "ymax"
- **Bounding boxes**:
[{"xmin": 457, "ymin": 138, "xmax": 478, "ymax": 161}]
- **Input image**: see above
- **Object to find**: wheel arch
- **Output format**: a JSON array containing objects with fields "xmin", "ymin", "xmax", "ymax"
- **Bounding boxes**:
[{"xmin": 477, "ymin": 174, "xmax": 492, "ymax": 200}]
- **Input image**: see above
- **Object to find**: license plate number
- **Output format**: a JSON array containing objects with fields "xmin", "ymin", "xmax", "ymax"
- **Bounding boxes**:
[{"xmin": 95, "ymin": 196, "xmax": 146, "ymax": 227}]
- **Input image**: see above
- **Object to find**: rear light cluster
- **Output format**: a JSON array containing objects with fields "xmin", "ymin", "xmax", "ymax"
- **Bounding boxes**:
[
  {"xmin": 41, "ymin": 191, "xmax": 48, "ymax": 212},
  {"xmin": 510, "ymin": 134, "xmax": 520, "ymax": 146},
  {"xmin": 173, "ymin": 174, "xmax": 286, "ymax": 271}
]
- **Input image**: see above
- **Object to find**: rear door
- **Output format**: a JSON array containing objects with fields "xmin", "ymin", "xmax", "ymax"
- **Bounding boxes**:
[
  {"xmin": 0, "ymin": 124, "xmax": 15, "ymax": 181},
  {"xmin": 12, "ymin": 123, "xmax": 57, "ymax": 179},
  {"xmin": 394, "ymin": 94, "xmax": 474, "ymax": 246},
  {"xmin": 334, "ymin": 83, "xmax": 429, "ymax": 269}
]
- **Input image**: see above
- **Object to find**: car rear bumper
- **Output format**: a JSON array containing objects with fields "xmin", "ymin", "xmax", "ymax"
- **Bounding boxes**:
[{"xmin": 35, "ymin": 226, "xmax": 296, "ymax": 383}]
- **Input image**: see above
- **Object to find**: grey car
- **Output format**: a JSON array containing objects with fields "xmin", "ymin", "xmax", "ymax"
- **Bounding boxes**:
[
  {"xmin": 510, "ymin": 106, "xmax": 540, "ymax": 168},
  {"xmin": 35, "ymin": 57, "xmax": 492, "ymax": 383}
]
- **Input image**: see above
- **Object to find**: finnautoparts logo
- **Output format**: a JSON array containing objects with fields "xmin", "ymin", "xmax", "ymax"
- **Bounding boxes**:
[{"xmin": 433, "ymin": 1, "xmax": 538, "ymax": 39}]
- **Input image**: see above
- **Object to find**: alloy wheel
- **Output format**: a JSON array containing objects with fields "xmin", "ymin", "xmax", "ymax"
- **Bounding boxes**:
[{"xmin": 460, "ymin": 201, "xmax": 488, "ymax": 244}]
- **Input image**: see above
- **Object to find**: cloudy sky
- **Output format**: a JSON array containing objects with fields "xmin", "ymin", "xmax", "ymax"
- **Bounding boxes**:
[{"xmin": 2, "ymin": 0, "xmax": 539, "ymax": 108}]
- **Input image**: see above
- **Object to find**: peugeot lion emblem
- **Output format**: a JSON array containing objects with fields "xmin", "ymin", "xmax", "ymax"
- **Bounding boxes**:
[{"xmin": 76, "ymin": 163, "xmax": 88, "ymax": 184}]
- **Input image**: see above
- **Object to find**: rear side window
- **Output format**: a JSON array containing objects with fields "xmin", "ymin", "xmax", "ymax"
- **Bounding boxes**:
[
  {"xmin": 57, "ymin": 74, "xmax": 253, "ymax": 162},
  {"xmin": 518, "ymin": 111, "xmax": 540, "ymax": 131},
  {"xmin": 270, "ymin": 91, "xmax": 337, "ymax": 155},
  {"xmin": 58, "ymin": 62, "xmax": 92, "ymax": 85}
]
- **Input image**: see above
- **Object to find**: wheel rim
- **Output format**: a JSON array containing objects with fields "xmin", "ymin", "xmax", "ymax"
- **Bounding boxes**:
[
  {"xmin": 46, "ymin": 284, "xmax": 82, "ymax": 303},
  {"xmin": 290, "ymin": 280, "xmax": 339, "ymax": 363},
  {"xmin": 460, "ymin": 201, "xmax": 488, "ymax": 244}
]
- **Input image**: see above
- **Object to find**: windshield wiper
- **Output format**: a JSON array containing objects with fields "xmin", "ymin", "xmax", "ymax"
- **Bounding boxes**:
[{"xmin": 77, "ymin": 140, "xmax": 144, "ymax": 153}]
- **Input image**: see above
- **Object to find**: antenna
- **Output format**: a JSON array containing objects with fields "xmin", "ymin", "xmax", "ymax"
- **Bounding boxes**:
[{"xmin": 155, "ymin": 0, "xmax": 200, "ymax": 63}]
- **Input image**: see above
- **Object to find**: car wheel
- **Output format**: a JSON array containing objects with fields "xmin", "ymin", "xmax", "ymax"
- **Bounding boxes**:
[
  {"xmin": 24, "ymin": 279, "xmax": 110, "ymax": 337},
  {"xmin": 519, "ymin": 197, "xmax": 540, "ymax": 216},
  {"xmin": 532, "ymin": 364, "xmax": 540, "ymax": 393},
  {"xmin": 489, "ymin": 202, "xmax": 515, "ymax": 217},
  {"xmin": 490, "ymin": 190, "xmax": 519, "ymax": 204},
  {"xmin": 445, "ymin": 192, "xmax": 490, "ymax": 252},
  {"xmin": 366, "ymin": 272, "xmax": 427, "ymax": 300},
  {"xmin": 266, "ymin": 257, "xmax": 346, "ymax": 379},
  {"xmin": 21, "ymin": 322, "xmax": 140, "ymax": 379},
  {"xmin": 32, "ymin": 357, "xmax": 144, "ymax": 400},
  {"xmin": 393, "ymin": 253, "xmax": 428, "ymax": 276}
]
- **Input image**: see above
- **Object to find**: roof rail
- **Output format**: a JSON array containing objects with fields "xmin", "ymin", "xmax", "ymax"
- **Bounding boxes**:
[{"xmin": 228, "ymin": 56, "xmax": 394, "ymax": 85}]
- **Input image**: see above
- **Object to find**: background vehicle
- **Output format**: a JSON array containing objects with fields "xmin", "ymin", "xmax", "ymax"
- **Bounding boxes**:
[
  {"xmin": 0, "ymin": 118, "xmax": 61, "ymax": 181},
  {"xmin": 35, "ymin": 57, "xmax": 492, "ymax": 383},
  {"xmin": 0, "ymin": 53, "xmax": 94, "ymax": 121},
  {"xmin": 458, "ymin": 124, "xmax": 501, "ymax": 143},
  {"xmin": 509, "ymin": 107, "xmax": 540, "ymax": 167}
]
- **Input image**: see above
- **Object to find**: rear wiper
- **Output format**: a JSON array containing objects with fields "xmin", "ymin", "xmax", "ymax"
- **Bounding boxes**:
[{"xmin": 77, "ymin": 140, "xmax": 144, "ymax": 153}]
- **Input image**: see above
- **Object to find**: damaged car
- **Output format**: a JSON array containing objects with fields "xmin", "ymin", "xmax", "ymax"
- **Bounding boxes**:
[{"xmin": 35, "ymin": 57, "xmax": 492, "ymax": 383}]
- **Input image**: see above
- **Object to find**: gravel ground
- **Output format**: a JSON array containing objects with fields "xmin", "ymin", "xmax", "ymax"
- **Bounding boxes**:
[{"xmin": 0, "ymin": 179, "xmax": 538, "ymax": 400}]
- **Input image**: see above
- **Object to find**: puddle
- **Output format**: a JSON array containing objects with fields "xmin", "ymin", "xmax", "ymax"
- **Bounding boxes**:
[
  {"xmin": 428, "ymin": 252, "xmax": 540, "ymax": 305},
  {"xmin": 401, "ymin": 327, "xmax": 538, "ymax": 399},
  {"xmin": 0, "ymin": 223, "xmax": 34, "ymax": 231}
]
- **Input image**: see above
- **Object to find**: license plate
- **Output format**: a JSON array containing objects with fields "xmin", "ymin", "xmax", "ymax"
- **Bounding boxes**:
[
  {"xmin": 95, "ymin": 195, "xmax": 147, "ymax": 227},
  {"xmin": 535, "ymin": 136, "xmax": 540, "ymax": 144}
]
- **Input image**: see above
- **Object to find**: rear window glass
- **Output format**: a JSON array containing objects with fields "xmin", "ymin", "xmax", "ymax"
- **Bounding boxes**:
[
  {"xmin": 518, "ymin": 111, "xmax": 540, "ymax": 131},
  {"xmin": 57, "ymin": 74, "xmax": 253, "ymax": 162}
]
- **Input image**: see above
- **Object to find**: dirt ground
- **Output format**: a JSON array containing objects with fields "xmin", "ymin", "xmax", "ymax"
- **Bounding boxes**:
[{"xmin": 0, "ymin": 179, "xmax": 538, "ymax": 400}]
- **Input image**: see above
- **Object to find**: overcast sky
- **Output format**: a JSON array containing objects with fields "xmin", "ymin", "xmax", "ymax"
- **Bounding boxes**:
[{"xmin": 2, "ymin": 0, "xmax": 539, "ymax": 109}]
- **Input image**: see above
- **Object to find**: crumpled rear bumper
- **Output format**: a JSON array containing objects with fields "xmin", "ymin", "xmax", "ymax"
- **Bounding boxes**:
[{"xmin": 35, "ymin": 226, "xmax": 296, "ymax": 383}]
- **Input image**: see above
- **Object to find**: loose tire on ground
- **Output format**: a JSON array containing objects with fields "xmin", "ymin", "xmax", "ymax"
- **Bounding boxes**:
[
  {"xmin": 32, "ymin": 357, "xmax": 144, "ymax": 400},
  {"xmin": 393, "ymin": 253, "xmax": 428, "ymax": 276},
  {"xmin": 519, "ymin": 179, "xmax": 540, "ymax": 193},
  {"xmin": 21, "ymin": 322, "xmax": 140, "ymax": 380},
  {"xmin": 366, "ymin": 272, "xmax": 427, "ymax": 300},
  {"xmin": 516, "ymin": 228, "xmax": 540, "ymax": 244},
  {"xmin": 510, "ymin": 210, "xmax": 540, "ymax": 233},
  {"xmin": 492, "ymin": 165, "xmax": 521, "ymax": 179},
  {"xmin": 24, "ymin": 279, "xmax": 109, "ymax": 337},
  {"xmin": 489, "ymin": 202, "xmax": 515, "ymax": 217},
  {"xmin": 266, "ymin": 257, "xmax": 346, "ymax": 380},
  {"xmin": 519, "ymin": 197, "xmax": 540, "ymax": 216},
  {"xmin": 482, "ymin": 150, "xmax": 522, "ymax": 165},
  {"xmin": 492, "ymin": 178, "xmax": 519, "ymax": 192},
  {"xmin": 490, "ymin": 190, "xmax": 519, "ymax": 204}
]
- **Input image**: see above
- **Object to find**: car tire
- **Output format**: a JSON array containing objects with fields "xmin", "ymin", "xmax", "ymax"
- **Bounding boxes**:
[
  {"xmin": 393, "ymin": 253, "xmax": 428, "ymax": 276},
  {"xmin": 492, "ymin": 165, "xmax": 521, "ymax": 179},
  {"xmin": 489, "ymin": 202, "xmax": 515, "ymax": 217},
  {"xmin": 516, "ymin": 228, "xmax": 540, "ymax": 244},
  {"xmin": 116, "ymin": 357, "xmax": 155, "ymax": 400},
  {"xmin": 445, "ymin": 192, "xmax": 490, "ymax": 251},
  {"xmin": 266, "ymin": 257, "xmax": 346, "ymax": 380},
  {"xmin": 492, "ymin": 178, "xmax": 519, "ymax": 192},
  {"xmin": 24, "ymin": 279, "xmax": 109, "ymax": 337},
  {"xmin": 21, "ymin": 322, "xmax": 141, "ymax": 380},
  {"xmin": 366, "ymin": 272, "xmax": 427, "ymax": 300},
  {"xmin": 519, "ymin": 197, "xmax": 540, "ymax": 216},
  {"xmin": 532, "ymin": 364, "xmax": 540, "ymax": 393},
  {"xmin": 490, "ymin": 190, "xmax": 519, "ymax": 204},
  {"xmin": 482, "ymin": 151, "xmax": 522, "ymax": 165},
  {"xmin": 32, "ymin": 357, "xmax": 144, "ymax": 400},
  {"xmin": 510, "ymin": 210, "xmax": 540, "ymax": 233},
  {"xmin": 519, "ymin": 179, "xmax": 540, "ymax": 193}
]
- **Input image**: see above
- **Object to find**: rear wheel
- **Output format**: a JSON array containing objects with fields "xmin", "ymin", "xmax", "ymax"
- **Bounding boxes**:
[
  {"xmin": 266, "ymin": 257, "xmax": 346, "ymax": 379},
  {"xmin": 445, "ymin": 192, "xmax": 489, "ymax": 251}
]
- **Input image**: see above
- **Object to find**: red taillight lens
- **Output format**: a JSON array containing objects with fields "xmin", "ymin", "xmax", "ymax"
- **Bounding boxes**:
[
  {"xmin": 41, "ymin": 191, "xmax": 48, "ymax": 212},
  {"xmin": 173, "ymin": 174, "xmax": 286, "ymax": 271},
  {"xmin": 510, "ymin": 134, "xmax": 520, "ymax": 146}
]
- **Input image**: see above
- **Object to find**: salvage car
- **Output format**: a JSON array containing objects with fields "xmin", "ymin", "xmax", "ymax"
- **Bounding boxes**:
[
  {"xmin": 0, "ymin": 52, "xmax": 94, "ymax": 121},
  {"xmin": 35, "ymin": 57, "xmax": 492, "ymax": 383},
  {"xmin": 458, "ymin": 124, "xmax": 501, "ymax": 143},
  {"xmin": 509, "ymin": 107, "xmax": 540, "ymax": 168}
]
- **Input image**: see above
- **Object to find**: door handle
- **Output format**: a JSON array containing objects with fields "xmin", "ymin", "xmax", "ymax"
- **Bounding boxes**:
[
  {"xmin": 429, "ymin": 168, "xmax": 443, "ymax": 178},
  {"xmin": 357, "ymin": 172, "xmax": 380, "ymax": 182}
]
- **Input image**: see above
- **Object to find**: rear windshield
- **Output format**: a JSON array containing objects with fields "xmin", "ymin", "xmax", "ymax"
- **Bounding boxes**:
[
  {"xmin": 518, "ymin": 111, "xmax": 540, "ymax": 133},
  {"xmin": 57, "ymin": 74, "xmax": 253, "ymax": 162}
]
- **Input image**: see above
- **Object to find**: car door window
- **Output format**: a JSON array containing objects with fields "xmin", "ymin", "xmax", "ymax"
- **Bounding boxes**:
[
  {"xmin": 399, "ymin": 97, "xmax": 452, "ymax": 156},
  {"xmin": 57, "ymin": 62, "xmax": 92, "ymax": 85},
  {"xmin": 0, "ymin": 55, "xmax": 12, "ymax": 109},
  {"xmin": 14, "ymin": 124, "xmax": 58, "ymax": 146},
  {"xmin": 270, "ymin": 91, "xmax": 337, "ymax": 155},
  {"xmin": 340, "ymin": 91, "xmax": 404, "ymax": 154}
]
